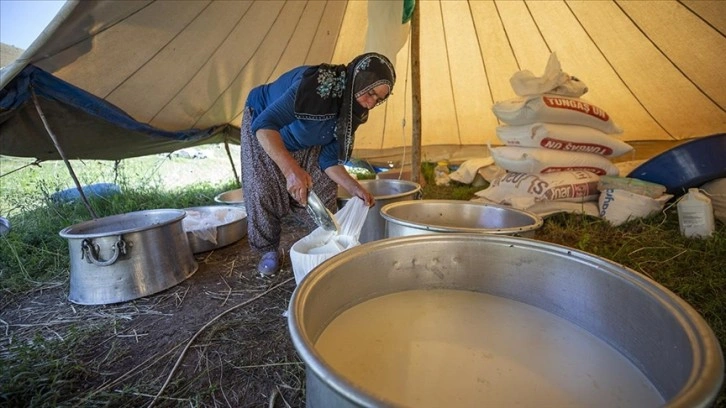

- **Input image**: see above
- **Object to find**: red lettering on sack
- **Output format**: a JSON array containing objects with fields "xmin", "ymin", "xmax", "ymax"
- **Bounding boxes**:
[
  {"xmin": 540, "ymin": 137, "xmax": 613, "ymax": 156},
  {"xmin": 542, "ymin": 139, "xmax": 564, "ymax": 149},
  {"xmin": 549, "ymin": 185, "xmax": 574, "ymax": 200},
  {"xmin": 542, "ymin": 96, "xmax": 610, "ymax": 121},
  {"xmin": 541, "ymin": 166, "xmax": 607, "ymax": 176},
  {"xmin": 544, "ymin": 182, "xmax": 599, "ymax": 200}
]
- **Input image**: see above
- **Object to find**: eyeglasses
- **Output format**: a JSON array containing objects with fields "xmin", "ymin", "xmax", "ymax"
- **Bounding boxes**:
[{"xmin": 367, "ymin": 89, "xmax": 389, "ymax": 105}]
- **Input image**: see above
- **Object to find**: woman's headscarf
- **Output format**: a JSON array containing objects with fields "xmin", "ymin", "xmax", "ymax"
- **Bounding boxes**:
[{"xmin": 293, "ymin": 52, "xmax": 396, "ymax": 163}]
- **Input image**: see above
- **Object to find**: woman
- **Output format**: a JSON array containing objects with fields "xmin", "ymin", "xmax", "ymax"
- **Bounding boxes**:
[{"xmin": 241, "ymin": 52, "xmax": 396, "ymax": 276}]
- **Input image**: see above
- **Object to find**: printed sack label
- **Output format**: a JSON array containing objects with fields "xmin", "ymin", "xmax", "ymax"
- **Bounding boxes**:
[
  {"xmin": 492, "ymin": 95, "xmax": 623, "ymax": 134},
  {"xmin": 496, "ymin": 123, "xmax": 632, "ymax": 158},
  {"xmin": 491, "ymin": 146, "xmax": 620, "ymax": 176},
  {"xmin": 475, "ymin": 170, "xmax": 600, "ymax": 210}
]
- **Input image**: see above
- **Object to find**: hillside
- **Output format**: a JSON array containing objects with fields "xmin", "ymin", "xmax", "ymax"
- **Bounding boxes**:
[{"xmin": 0, "ymin": 42, "xmax": 24, "ymax": 68}]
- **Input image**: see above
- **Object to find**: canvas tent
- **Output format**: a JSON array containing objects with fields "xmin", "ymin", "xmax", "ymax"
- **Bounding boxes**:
[{"xmin": 1, "ymin": 0, "xmax": 725, "ymax": 165}]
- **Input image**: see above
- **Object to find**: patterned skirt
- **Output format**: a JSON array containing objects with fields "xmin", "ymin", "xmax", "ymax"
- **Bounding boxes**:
[{"xmin": 240, "ymin": 108, "xmax": 337, "ymax": 254}]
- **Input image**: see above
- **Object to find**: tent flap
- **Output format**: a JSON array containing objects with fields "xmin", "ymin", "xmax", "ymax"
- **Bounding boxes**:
[{"xmin": 0, "ymin": 65, "xmax": 231, "ymax": 160}]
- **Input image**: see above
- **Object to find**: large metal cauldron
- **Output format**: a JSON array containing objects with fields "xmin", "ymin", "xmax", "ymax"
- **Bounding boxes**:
[
  {"xmin": 59, "ymin": 209, "xmax": 198, "ymax": 305},
  {"xmin": 288, "ymin": 234, "xmax": 724, "ymax": 407},
  {"xmin": 382, "ymin": 200, "xmax": 543, "ymax": 238},
  {"xmin": 337, "ymin": 179, "xmax": 421, "ymax": 243}
]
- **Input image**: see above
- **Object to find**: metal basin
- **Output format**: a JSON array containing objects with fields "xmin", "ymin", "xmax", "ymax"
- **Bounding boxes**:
[
  {"xmin": 381, "ymin": 200, "xmax": 543, "ymax": 238},
  {"xmin": 288, "ymin": 234, "xmax": 724, "ymax": 407},
  {"xmin": 59, "ymin": 209, "xmax": 198, "ymax": 305},
  {"xmin": 337, "ymin": 179, "xmax": 421, "ymax": 243},
  {"xmin": 182, "ymin": 206, "xmax": 247, "ymax": 253},
  {"xmin": 214, "ymin": 188, "xmax": 244, "ymax": 205}
]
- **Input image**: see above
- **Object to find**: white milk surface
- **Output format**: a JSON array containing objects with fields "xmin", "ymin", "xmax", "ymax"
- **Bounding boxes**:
[{"xmin": 315, "ymin": 289, "xmax": 663, "ymax": 408}]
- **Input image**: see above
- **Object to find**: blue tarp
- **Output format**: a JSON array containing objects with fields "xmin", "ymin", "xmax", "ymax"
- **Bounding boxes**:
[{"xmin": 0, "ymin": 65, "xmax": 234, "ymax": 161}]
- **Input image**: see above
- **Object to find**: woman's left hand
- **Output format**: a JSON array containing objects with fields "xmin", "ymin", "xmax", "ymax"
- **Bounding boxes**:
[
  {"xmin": 351, "ymin": 185, "xmax": 375, "ymax": 207},
  {"xmin": 325, "ymin": 164, "xmax": 376, "ymax": 207}
]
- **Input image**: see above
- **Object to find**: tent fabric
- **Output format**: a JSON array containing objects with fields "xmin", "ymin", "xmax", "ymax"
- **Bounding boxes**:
[
  {"xmin": 0, "ymin": 64, "xmax": 228, "ymax": 160},
  {"xmin": 1, "ymin": 0, "xmax": 725, "ymax": 163}
]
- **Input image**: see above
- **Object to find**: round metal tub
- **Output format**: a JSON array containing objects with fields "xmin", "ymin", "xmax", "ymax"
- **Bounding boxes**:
[
  {"xmin": 288, "ymin": 234, "xmax": 724, "ymax": 407},
  {"xmin": 59, "ymin": 209, "xmax": 198, "ymax": 305},
  {"xmin": 182, "ymin": 206, "xmax": 247, "ymax": 253},
  {"xmin": 337, "ymin": 179, "xmax": 421, "ymax": 243},
  {"xmin": 381, "ymin": 200, "xmax": 543, "ymax": 238},
  {"xmin": 214, "ymin": 188, "xmax": 244, "ymax": 206}
]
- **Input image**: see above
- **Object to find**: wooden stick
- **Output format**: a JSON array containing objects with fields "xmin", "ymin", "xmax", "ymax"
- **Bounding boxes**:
[
  {"xmin": 30, "ymin": 87, "xmax": 98, "ymax": 219},
  {"xmin": 147, "ymin": 276, "xmax": 294, "ymax": 408},
  {"xmin": 224, "ymin": 139, "xmax": 241, "ymax": 188}
]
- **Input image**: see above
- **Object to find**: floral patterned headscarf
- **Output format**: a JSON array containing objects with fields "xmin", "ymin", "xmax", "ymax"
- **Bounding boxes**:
[{"xmin": 294, "ymin": 52, "xmax": 396, "ymax": 163}]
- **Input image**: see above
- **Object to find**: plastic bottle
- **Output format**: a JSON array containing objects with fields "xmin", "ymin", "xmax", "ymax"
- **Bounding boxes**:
[
  {"xmin": 434, "ymin": 160, "xmax": 450, "ymax": 186},
  {"xmin": 677, "ymin": 188, "xmax": 715, "ymax": 238}
]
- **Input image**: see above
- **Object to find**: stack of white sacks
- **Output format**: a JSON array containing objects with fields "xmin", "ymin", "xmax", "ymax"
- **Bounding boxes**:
[{"xmin": 473, "ymin": 53, "xmax": 671, "ymax": 224}]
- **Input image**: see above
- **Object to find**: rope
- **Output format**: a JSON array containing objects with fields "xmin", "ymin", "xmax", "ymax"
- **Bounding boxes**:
[{"xmin": 0, "ymin": 159, "xmax": 43, "ymax": 178}]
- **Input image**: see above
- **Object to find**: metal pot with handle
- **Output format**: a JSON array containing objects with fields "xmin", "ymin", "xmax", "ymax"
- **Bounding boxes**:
[{"xmin": 59, "ymin": 209, "xmax": 198, "ymax": 305}]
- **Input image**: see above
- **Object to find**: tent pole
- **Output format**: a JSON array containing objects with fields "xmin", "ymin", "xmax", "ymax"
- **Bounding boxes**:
[
  {"xmin": 410, "ymin": 0, "xmax": 422, "ymax": 185},
  {"xmin": 223, "ymin": 138, "xmax": 241, "ymax": 188},
  {"xmin": 30, "ymin": 88, "xmax": 98, "ymax": 219}
]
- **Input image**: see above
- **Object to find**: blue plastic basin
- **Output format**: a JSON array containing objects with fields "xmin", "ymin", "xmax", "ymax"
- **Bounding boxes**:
[{"xmin": 628, "ymin": 134, "xmax": 726, "ymax": 195}]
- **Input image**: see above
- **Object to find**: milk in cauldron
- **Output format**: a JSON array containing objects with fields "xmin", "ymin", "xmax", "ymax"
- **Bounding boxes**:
[{"xmin": 315, "ymin": 289, "xmax": 663, "ymax": 407}]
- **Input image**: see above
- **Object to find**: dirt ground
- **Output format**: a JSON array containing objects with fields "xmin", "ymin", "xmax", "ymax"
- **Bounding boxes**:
[{"xmin": 1, "ymin": 215, "xmax": 313, "ymax": 407}]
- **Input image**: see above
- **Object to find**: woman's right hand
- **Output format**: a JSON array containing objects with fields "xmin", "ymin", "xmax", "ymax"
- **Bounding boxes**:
[
  {"xmin": 285, "ymin": 164, "xmax": 313, "ymax": 206},
  {"xmin": 255, "ymin": 129, "xmax": 312, "ymax": 205}
]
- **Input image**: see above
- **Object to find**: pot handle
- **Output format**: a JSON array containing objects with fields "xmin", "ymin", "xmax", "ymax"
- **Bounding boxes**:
[{"xmin": 81, "ymin": 237, "xmax": 127, "ymax": 266}]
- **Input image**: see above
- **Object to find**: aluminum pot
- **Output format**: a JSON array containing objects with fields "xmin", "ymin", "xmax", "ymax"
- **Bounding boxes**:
[
  {"xmin": 183, "ymin": 206, "xmax": 247, "ymax": 253},
  {"xmin": 288, "ymin": 234, "xmax": 724, "ymax": 407},
  {"xmin": 214, "ymin": 188, "xmax": 245, "ymax": 206},
  {"xmin": 337, "ymin": 179, "xmax": 421, "ymax": 243},
  {"xmin": 59, "ymin": 209, "xmax": 198, "ymax": 305},
  {"xmin": 381, "ymin": 199, "xmax": 543, "ymax": 238}
]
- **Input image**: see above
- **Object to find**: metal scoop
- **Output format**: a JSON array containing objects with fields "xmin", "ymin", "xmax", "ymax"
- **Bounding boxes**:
[{"xmin": 306, "ymin": 190, "xmax": 339, "ymax": 233}]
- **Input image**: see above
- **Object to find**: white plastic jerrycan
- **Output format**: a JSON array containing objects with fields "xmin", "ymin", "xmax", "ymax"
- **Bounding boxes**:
[{"xmin": 677, "ymin": 188, "xmax": 715, "ymax": 238}]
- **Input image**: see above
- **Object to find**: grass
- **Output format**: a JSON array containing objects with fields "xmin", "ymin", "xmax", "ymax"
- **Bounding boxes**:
[
  {"xmin": 1, "ymin": 152, "xmax": 724, "ymax": 407},
  {"xmin": 1, "ymin": 151, "xmax": 238, "ymax": 295}
]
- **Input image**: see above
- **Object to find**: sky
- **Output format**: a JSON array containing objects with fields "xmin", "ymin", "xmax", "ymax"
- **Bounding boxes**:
[{"xmin": 0, "ymin": 0, "xmax": 66, "ymax": 49}]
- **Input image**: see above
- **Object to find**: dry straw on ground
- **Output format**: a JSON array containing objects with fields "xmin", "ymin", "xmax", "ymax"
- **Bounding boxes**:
[{"xmin": 2, "ymin": 216, "xmax": 311, "ymax": 407}]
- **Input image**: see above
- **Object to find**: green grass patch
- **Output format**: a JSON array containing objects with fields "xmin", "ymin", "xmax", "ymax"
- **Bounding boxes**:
[
  {"xmin": 420, "ymin": 161, "xmax": 483, "ymax": 201},
  {"xmin": 1, "ymin": 155, "xmax": 724, "ymax": 406},
  {"xmin": 1, "ymin": 154, "xmax": 238, "ymax": 293}
]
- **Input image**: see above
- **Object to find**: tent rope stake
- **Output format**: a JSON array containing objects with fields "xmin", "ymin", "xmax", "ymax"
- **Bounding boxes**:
[{"xmin": 30, "ymin": 87, "xmax": 98, "ymax": 219}]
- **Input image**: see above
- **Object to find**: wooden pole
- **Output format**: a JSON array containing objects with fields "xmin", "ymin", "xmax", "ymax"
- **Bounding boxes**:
[
  {"xmin": 410, "ymin": 0, "xmax": 421, "ymax": 184},
  {"xmin": 223, "ymin": 138, "xmax": 241, "ymax": 188},
  {"xmin": 31, "ymin": 88, "xmax": 99, "ymax": 219}
]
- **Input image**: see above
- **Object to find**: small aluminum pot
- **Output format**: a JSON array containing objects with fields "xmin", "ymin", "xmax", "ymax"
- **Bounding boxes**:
[
  {"xmin": 214, "ymin": 188, "xmax": 245, "ymax": 206},
  {"xmin": 381, "ymin": 199, "xmax": 543, "ymax": 238},
  {"xmin": 59, "ymin": 209, "xmax": 198, "ymax": 305},
  {"xmin": 183, "ymin": 206, "xmax": 248, "ymax": 253}
]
